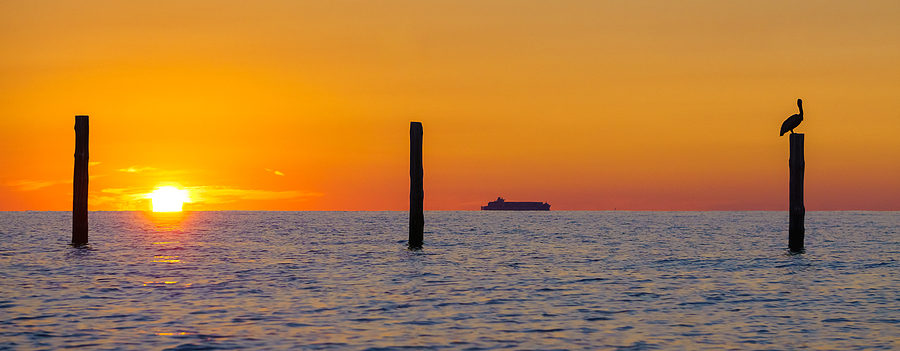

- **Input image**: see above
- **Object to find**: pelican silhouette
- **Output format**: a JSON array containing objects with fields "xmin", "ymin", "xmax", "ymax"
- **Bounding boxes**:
[{"xmin": 780, "ymin": 99, "xmax": 803, "ymax": 136}]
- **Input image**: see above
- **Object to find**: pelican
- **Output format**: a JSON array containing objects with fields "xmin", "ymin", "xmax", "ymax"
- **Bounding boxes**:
[{"xmin": 780, "ymin": 99, "xmax": 803, "ymax": 136}]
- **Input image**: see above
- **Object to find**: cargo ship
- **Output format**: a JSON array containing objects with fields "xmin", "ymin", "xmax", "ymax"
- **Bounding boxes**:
[{"xmin": 481, "ymin": 197, "xmax": 551, "ymax": 211}]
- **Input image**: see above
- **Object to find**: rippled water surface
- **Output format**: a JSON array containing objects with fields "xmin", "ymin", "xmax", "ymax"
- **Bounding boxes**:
[{"xmin": 1, "ymin": 211, "xmax": 899, "ymax": 350}]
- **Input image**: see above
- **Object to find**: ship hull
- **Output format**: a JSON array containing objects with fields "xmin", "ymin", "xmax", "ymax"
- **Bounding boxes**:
[
  {"xmin": 481, "ymin": 207, "xmax": 550, "ymax": 211},
  {"xmin": 481, "ymin": 200, "xmax": 550, "ymax": 211}
]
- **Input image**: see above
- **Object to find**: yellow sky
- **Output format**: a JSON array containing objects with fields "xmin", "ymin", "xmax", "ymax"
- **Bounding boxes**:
[{"xmin": 1, "ymin": 1, "xmax": 898, "ymax": 210}]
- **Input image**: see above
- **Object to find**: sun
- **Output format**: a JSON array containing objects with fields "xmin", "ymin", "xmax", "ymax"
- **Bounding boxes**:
[{"xmin": 148, "ymin": 186, "xmax": 189, "ymax": 212}]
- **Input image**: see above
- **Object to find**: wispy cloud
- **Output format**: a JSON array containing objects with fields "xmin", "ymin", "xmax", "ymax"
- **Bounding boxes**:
[
  {"xmin": 46, "ymin": 185, "xmax": 322, "ymax": 210},
  {"xmin": 89, "ymin": 162, "xmax": 102, "ymax": 166},
  {"xmin": 265, "ymin": 168, "xmax": 285, "ymax": 176},
  {"xmin": 188, "ymin": 186, "xmax": 321, "ymax": 204},
  {"xmin": 5, "ymin": 180, "xmax": 66, "ymax": 191},
  {"xmin": 6, "ymin": 175, "xmax": 105, "ymax": 191},
  {"xmin": 88, "ymin": 194, "xmax": 119, "ymax": 206},
  {"xmin": 118, "ymin": 166, "xmax": 156, "ymax": 173},
  {"xmin": 96, "ymin": 187, "xmax": 153, "ymax": 210}
]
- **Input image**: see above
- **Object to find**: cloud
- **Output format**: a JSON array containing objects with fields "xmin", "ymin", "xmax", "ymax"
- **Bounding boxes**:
[
  {"xmin": 20, "ymin": 185, "xmax": 321, "ymax": 210},
  {"xmin": 5, "ymin": 179, "xmax": 68, "ymax": 191},
  {"xmin": 88, "ymin": 194, "xmax": 119, "ymax": 206},
  {"xmin": 187, "ymin": 186, "xmax": 321, "ymax": 204},
  {"xmin": 265, "ymin": 168, "xmax": 286, "ymax": 176},
  {"xmin": 89, "ymin": 162, "xmax": 102, "ymax": 166},
  {"xmin": 96, "ymin": 187, "xmax": 153, "ymax": 210},
  {"xmin": 6, "ymin": 175, "xmax": 105, "ymax": 191},
  {"xmin": 99, "ymin": 187, "xmax": 151, "ymax": 198},
  {"xmin": 118, "ymin": 166, "xmax": 156, "ymax": 173}
]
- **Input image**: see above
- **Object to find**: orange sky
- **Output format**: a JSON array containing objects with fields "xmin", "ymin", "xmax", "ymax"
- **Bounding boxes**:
[{"xmin": 1, "ymin": 1, "xmax": 898, "ymax": 211}]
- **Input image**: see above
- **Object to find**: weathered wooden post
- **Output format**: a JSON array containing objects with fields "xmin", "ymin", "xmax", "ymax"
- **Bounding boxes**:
[
  {"xmin": 409, "ymin": 122, "xmax": 424, "ymax": 249},
  {"xmin": 789, "ymin": 133, "xmax": 805, "ymax": 252},
  {"xmin": 72, "ymin": 115, "xmax": 89, "ymax": 245}
]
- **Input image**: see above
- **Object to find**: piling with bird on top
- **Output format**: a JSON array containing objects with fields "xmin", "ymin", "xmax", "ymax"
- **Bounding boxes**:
[{"xmin": 779, "ymin": 99, "xmax": 804, "ymax": 252}]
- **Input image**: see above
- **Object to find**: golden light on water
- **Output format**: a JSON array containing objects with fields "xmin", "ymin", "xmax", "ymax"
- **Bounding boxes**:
[
  {"xmin": 148, "ymin": 186, "xmax": 189, "ymax": 212},
  {"xmin": 152, "ymin": 255, "xmax": 181, "ymax": 263}
]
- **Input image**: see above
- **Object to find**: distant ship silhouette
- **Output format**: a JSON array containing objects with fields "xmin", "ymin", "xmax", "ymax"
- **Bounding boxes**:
[{"xmin": 481, "ymin": 197, "xmax": 551, "ymax": 211}]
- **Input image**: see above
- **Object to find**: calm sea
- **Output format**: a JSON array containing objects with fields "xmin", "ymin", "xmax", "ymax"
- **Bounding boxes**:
[{"xmin": 1, "ymin": 211, "xmax": 898, "ymax": 350}]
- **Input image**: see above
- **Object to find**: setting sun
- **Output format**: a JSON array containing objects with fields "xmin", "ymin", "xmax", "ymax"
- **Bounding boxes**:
[{"xmin": 148, "ymin": 186, "xmax": 189, "ymax": 212}]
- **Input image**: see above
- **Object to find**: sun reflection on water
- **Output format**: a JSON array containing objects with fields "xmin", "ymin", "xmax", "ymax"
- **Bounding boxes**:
[
  {"xmin": 135, "ymin": 211, "xmax": 196, "ymax": 292},
  {"xmin": 143, "ymin": 281, "xmax": 178, "ymax": 286},
  {"xmin": 140, "ymin": 211, "xmax": 192, "ymax": 232},
  {"xmin": 151, "ymin": 255, "xmax": 180, "ymax": 263}
]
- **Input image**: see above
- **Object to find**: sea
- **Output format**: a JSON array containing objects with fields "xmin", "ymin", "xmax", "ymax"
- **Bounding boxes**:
[{"xmin": 1, "ymin": 211, "xmax": 898, "ymax": 350}]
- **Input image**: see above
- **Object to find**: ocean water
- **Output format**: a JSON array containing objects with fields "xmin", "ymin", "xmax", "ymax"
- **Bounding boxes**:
[{"xmin": 1, "ymin": 211, "xmax": 898, "ymax": 350}]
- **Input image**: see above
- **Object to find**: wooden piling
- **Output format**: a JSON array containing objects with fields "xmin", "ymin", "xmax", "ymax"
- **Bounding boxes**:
[
  {"xmin": 409, "ymin": 122, "xmax": 424, "ymax": 249},
  {"xmin": 789, "ymin": 133, "xmax": 805, "ymax": 252},
  {"xmin": 72, "ymin": 115, "xmax": 89, "ymax": 245}
]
